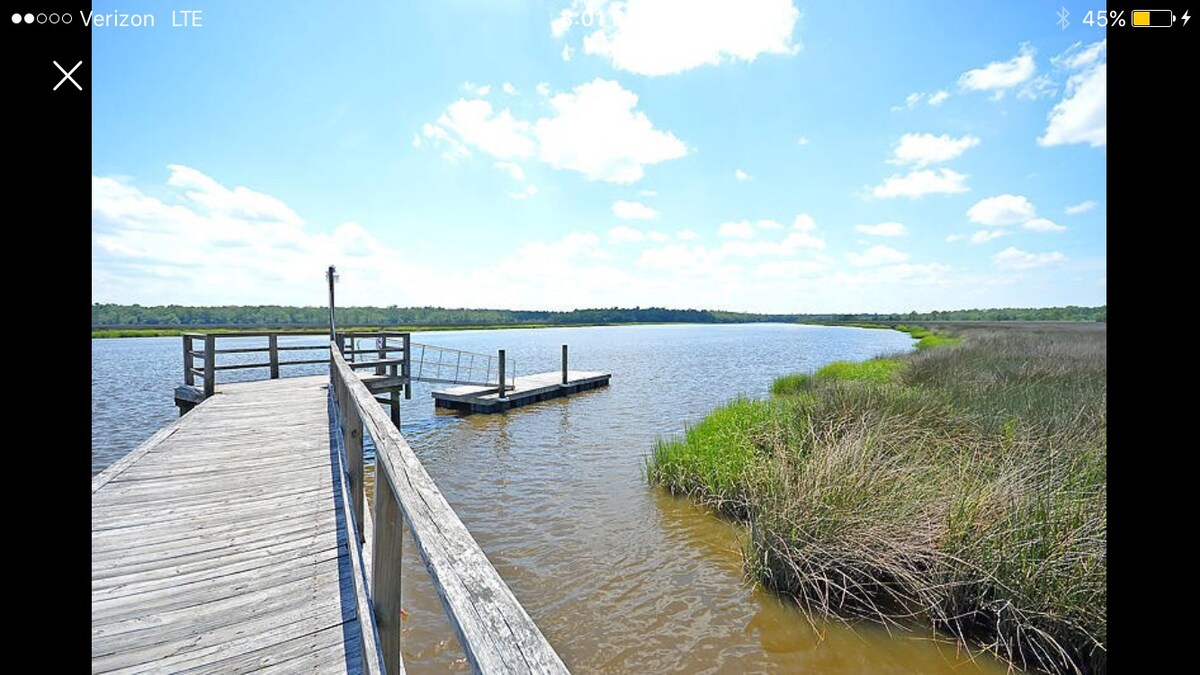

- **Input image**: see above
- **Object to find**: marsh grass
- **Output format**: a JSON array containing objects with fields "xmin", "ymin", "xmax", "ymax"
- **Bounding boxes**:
[{"xmin": 647, "ymin": 323, "xmax": 1106, "ymax": 674}]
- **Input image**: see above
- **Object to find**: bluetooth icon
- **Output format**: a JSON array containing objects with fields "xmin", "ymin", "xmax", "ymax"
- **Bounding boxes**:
[{"xmin": 1057, "ymin": 6, "xmax": 1070, "ymax": 30}]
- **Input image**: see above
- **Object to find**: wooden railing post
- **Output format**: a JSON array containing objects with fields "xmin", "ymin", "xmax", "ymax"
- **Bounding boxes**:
[
  {"xmin": 562, "ymin": 344, "xmax": 568, "ymax": 385},
  {"xmin": 376, "ymin": 336, "xmax": 386, "ymax": 376},
  {"xmin": 372, "ymin": 471, "xmax": 404, "ymax": 674},
  {"xmin": 203, "ymin": 335, "xmax": 216, "ymax": 398},
  {"xmin": 497, "ymin": 349, "xmax": 506, "ymax": 398},
  {"xmin": 268, "ymin": 334, "xmax": 280, "ymax": 379},
  {"xmin": 183, "ymin": 336, "xmax": 194, "ymax": 386},
  {"xmin": 402, "ymin": 333, "xmax": 412, "ymax": 400},
  {"xmin": 341, "ymin": 375, "xmax": 365, "ymax": 543}
]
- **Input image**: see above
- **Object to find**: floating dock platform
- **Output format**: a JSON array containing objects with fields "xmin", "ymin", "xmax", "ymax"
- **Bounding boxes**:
[{"xmin": 432, "ymin": 370, "xmax": 611, "ymax": 413}]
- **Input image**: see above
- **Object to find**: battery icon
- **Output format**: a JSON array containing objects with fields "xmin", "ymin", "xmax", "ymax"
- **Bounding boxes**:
[{"xmin": 1132, "ymin": 9, "xmax": 1176, "ymax": 26}]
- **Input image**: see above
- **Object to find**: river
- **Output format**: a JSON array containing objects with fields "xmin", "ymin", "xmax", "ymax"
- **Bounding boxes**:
[{"xmin": 92, "ymin": 324, "xmax": 1010, "ymax": 673}]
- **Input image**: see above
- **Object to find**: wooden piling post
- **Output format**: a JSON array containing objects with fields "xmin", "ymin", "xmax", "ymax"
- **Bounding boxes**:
[
  {"xmin": 268, "ymin": 334, "xmax": 280, "ymax": 379},
  {"xmin": 389, "ymin": 387, "xmax": 400, "ymax": 428},
  {"xmin": 183, "ymin": 336, "xmax": 194, "ymax": 386},
  {"xmin": 203, "ymin": 334, "xmax": 216, "ymax": 398},
  {"xmin": 402, "ymin": 333, "xmax": 412, "ymax": 399},
  {"xmin": 562, "ymin": 344, "xmax": 568, "ymax": 385},
  {"xmin": 497, "ymin": 349, "xmax": 506, "ymax": 398}
]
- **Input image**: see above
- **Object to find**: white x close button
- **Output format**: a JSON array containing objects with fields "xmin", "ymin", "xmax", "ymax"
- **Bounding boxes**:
[{"xmin": 53, "ymin": 60, "xmax": 82, "ymax": 91}]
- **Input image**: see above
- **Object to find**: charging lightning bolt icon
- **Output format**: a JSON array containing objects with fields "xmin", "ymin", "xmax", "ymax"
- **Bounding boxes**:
[{"xmin": 1183, "ymin": 10, "xmax": 1191, "ymax": 26}]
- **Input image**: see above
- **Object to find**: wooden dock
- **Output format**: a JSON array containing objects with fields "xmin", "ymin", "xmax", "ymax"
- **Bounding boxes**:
[
  {"xmin": 92, "ymin": 376, "xmax": 377, "ymax": 673},
  {"xmin": 432, "ymin": 371, "xmax": 611, "ymax": 413},
  {"xmin": 93, "ymin": 332, "xmax": 571, "ymax": 674}
]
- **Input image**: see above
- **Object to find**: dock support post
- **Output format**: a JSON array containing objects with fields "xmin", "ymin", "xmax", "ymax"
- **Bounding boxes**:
[
  {"xmin": 389, "ymin": 387, "xmax": 400, "ymax": 428},
  {"xmin": 497, "ymin": 349, "xmax": 506, "ymax": 399},
  {"xmin": 373, "ymin": 470, "xmax": 404, "ymax": 675},
  {"xmin": 402, "ymin": 333, "xmax": 412, "ymax": 400},
  {"xmin": 376, "ymin": 336, "xmax": 386, "ymax": 376},
  {"xmin": 203, "ymin": 334, "xmax": 216, "ymax": 398},
  {"xmin": 562, "ymin": 344, "xmax": 568, "ymax": 385},
  {"xmin": 268, "ymin": 334, "xmax": 280, "ymax": 379},
  {"xmin": 183, "ymin": 336, "xmax": 194, "ymax": 386}
]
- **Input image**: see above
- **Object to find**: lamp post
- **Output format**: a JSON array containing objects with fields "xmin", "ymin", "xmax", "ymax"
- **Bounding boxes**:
[{"xmin": 327, "ymin": 265, "xmax": 339, "ymax": 346}]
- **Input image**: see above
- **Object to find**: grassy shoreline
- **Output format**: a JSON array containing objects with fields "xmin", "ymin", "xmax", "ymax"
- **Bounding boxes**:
[{"xmin": 648, "ymin": 323, "xmax": 1106, "ymax": 674}]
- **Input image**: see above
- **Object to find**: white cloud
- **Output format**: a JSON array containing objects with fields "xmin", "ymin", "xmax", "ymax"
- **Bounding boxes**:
[
  {"xmin": 992, "ymin": 247, "xmax": 1067, "ymax": 270},
  {"xmin": 536, "ymin": 82, "xmax": 551, "ymax": 97},
  {"xmin": 93, "ymin": 166, "xmax": 425, "ymax": 305},
  {"xmin": 796, "ymin": 136, "xmax": 810, "ymax": 147},
  {"xmin": 734, "ymin": 169, "xmax": 752, "ymax": 182},
  {"xmin": 892, "ymin": 92, "xmax": 923, "ymax": 111},
  {"xmin": 646, "ymin": 230, "xmax": 670, "ymax": 242},
  {"xmin": 460, "ymin": 81, "xmax": 491, "ymax": 97},
  {"xmin": 780, "ymin": 231, "xmax": 825, "ymax": 250},
  {"xmin": 164, "ymin": 165, "xmax": 303, "ymax": 225},
  {"xmin": 677, "ymin": 229, "xmax": 698, "ymax": 240},
  {"xmin": 612, "ymin": 200, "xmax": 659, "ymax": 220},
  {"xmin": 638, "ymin": 189, "xmax": 658, "ymax": 197},
  {"xmin": 1053, "ymin": 39, "xmax": 1106, "ymax": 70},
  {"xmin": 1065, "ymin": 200, "xmax": 1096, "ymax": 215},
  {"xmin": 1023, "ymin": 218, "xmax": 1066, "ymax": 233},
  {"xmin": 928, "ymin": 90, "xmax": 950, "ymax": 106},
  {"xmin": 411, "ymin": 134, "xmax": 422, "ymax": 148},
  {"xmin": 551, "ymin": 9, "xmax": 574, "ymax": 38},
  {"xmin": 1017, "ymin": 75, "xmax": 1057, "ymax": 101},
  {"xmin": 535, "ymin": 79, "xmax": 688, "ymax": 183},
  {"xmin": 872, "ymin": 169, "xmax": 969, "ymax": 198},
  {"xmin": 422, "ymin": 78, "xmax": 688, "ymax": 184},
  {"xmin": 855, "ymin": 222, "xmax": 907, "ymax": 237},
  {"xmin": 792, "ymin": 213, "xmax": 817, "ymax": 231},
  {"xmin": 846, "ymin": 245, "xmax": 909, "ymax": 267},
  {"xmin": 716, "ymin": 217, "xmax": 803, "ymax": 240},
  {"xmin": 560, "ymin": 0, "xmax": 801, "ymax": 77},
  {"xmin": 562, "ymin": 44, "xmax": 574, "ymax": 61},
  {"xmin": 958, "ymin": 44, "xmax": 1036, "ymax": 97},
  {"xmin": 967, "ymin": 194, "xmax": 1037, "ymax": 226},
  {"xmin": 890, "ymin": 133, "xmax": 980, "ymax": 167},
  {"xmin": 718, "ymin": 220, "xmax": 756, "ymax": 239},
  {"xmin": 945, "ymin": 234, "xmax": 964, "ymax": 242},
  {"xmin": 508, "ymin": 184, "xmax": 539, "ymax": 200},
  {"xmin": 970, "ymin": 229, "xmax": 1011, "ymax": 244},
  {"xmin": 501, "ymin": 82, "xmax": 518, "ymax": 95},
  {"xmin": 1039, "ymin": 63, "xmax": 1105, "ymax": 147},
  {"xmin": 434, "ymin": 99, "xmax": 536, "ymax": 160},
  {"xmin": 493, "ymin": 161, "xmax": 526, "ymax": 181},
  {"xmin": 608, "ymin": 225, "xmax": 647, "ymax": 243}
]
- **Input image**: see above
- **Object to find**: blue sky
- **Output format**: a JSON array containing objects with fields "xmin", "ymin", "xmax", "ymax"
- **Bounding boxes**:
[{"xmin": 92, "ymin": 1, "xmax": 1106, "ymax": 312}]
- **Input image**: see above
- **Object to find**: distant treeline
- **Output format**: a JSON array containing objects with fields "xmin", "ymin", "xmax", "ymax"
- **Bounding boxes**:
[
  {"xmin": 818, "ymin": 305, "xmax": 1106, "ymax": 323},
  {"xmin": 92, "ymin": 303, "xmax": 1106, "ymax": 327}
]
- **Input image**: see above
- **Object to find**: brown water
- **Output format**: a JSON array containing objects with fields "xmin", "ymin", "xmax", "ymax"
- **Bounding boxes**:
[{"xmin": 93, "ymin": 324, "xmax": 1012, "ymax": 673}]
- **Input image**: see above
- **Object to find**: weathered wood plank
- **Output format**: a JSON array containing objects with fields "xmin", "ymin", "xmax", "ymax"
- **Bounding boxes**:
[
  {"xmin": 92, "ymin": 374, "xmax": 368, "ymax": 674},
  {"xmin": 92, "ymin": 418, "xmax": 185, "ymax": 493}
]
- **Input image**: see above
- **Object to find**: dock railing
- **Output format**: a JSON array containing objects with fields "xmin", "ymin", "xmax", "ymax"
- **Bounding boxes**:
[
  {"xmin": 181, "ymin": 331, "xmax": 411, "ymax": 398},
  {"xmin": 329, "ymin": 342, "xmax": 569, "ymax": 675}
]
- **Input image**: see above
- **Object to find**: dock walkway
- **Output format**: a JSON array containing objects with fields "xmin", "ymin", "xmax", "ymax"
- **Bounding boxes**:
[
  {"xmin": 91, "ymin": 376, "xmax": 369, "ymax": 673},
  {"xmin": 94, "ymin": 331, "xmax": 580, "ymax": 674}
]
